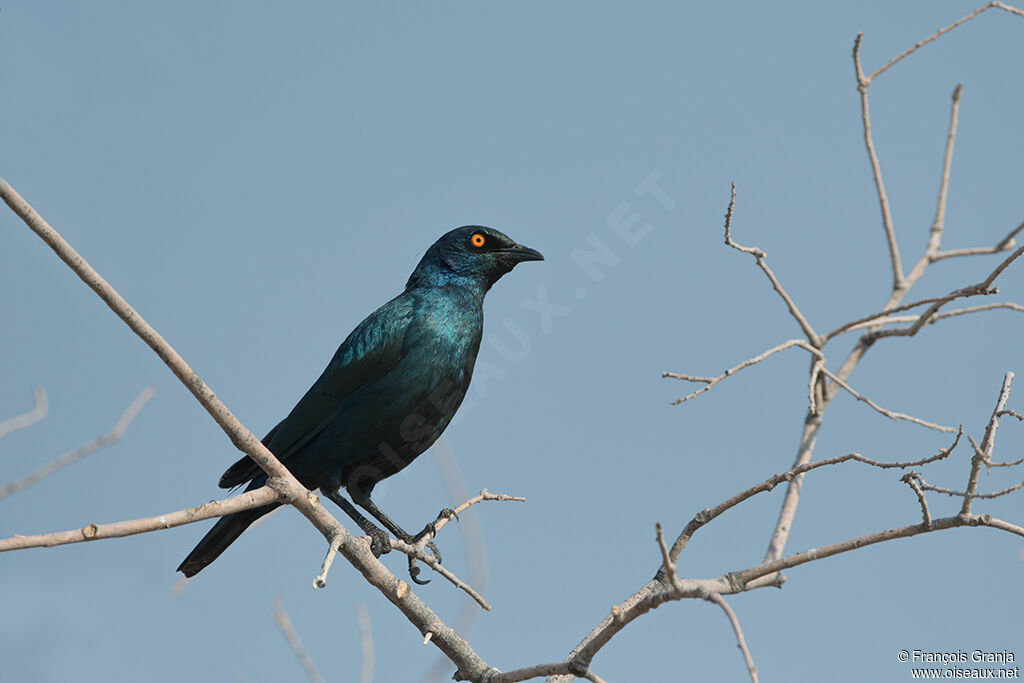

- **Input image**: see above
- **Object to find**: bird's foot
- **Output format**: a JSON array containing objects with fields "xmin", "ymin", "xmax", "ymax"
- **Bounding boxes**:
[
  {"xmin": 366, "ymin": 526, "xmax": 391, "ymax": 558},
  {"xmin": 406, "ymin": 540, "xmax": 443, "ymax": 584},
  {"xmin": 413, "ymin": 507, "xmax": 458, "ymax": 547},
  {"xmin": 437, "ymin": 506, "xmax": 459, "ymax": 525},
  {"xmin": 401, "ymin": 508, "xmax": 458, "ymax": 584},
  {"xmin": 405, "ymin": 535, "xmax": 444, "ymax": 584},
  {"xmin": 411, "ymin": 530, "xmax": 445, "ymax": 565}
]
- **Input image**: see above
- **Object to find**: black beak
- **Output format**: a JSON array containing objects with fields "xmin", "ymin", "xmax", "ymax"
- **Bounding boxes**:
[{"xmin": 500, "ymin": 243, "xmax": 544, "ymax": 263}]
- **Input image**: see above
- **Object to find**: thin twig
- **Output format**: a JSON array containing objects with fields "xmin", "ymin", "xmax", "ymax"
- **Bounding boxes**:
[
  {"xmin": 667, "ymin": 429, "xmax": 962, "ymax": 563},
  {"xmin": 854, "ymin": 33, "xmax": 903, "ymax": 289},
  {"xmin": 272, "ymin": 597, "xmax": 326, "ymax": 683},
  {"xmin": 900, "ymin": 83, "xmax": 963, "ymax": 287},
  {"xmin": 818, "ymin": 367, "xmax": 955, "ymax": 433},
  {"xmin": 0, "ymin": 388, "xmax": 154, "ymax": 501},
  {"xmin": 825, "ymin": 283, "xmax": 999, "ymax": 341},
  {"xmin": 722, "ymin": 183, "xmax": 820, "ymax": 344},
  {"xmin": 962, "ymin": 372, "xmax": 1014, "ymax": 514},
  {"xmin": 872, "ymin": 248, "xmax": 1024, "ymax": 340},
  {"xmin": 989, "ymin": 457, "xmax": 1024, "ymax": 468},
  {"xmin": 933, "ymin": 241, "xmax": 1020, "ymax": 261},
  {"xmin": 838, "ymin": 302, "xmax": 1024, "ymax": 334},
  {"xmin": 994, "ymin": 218, "xmax": 1024, "ymax": 250},
  {"xmin": 414, "ymin": 489, "xmax": 525, "ymax": 547},
  {"xmin": 929, "ymin": 83, "xmax": 961, "ymax": 253},
  {"xmin": 900, "ymin": 473, "xmax": 933, "ymax": 528},
  {"xmin": 664, "ymin": 338, "xmax": 823, "ymax": 405},
  {"xmin": 910, "ymin": 471, "xmax": 1024, "ymax": 499},
  {"xmin": 705, "ymin": 593, "xmax": 759, "ymax": 683},
  {"xmin": 866, "ymin": 2, "xmax": 1024, "ymax": 84},
  {"xmin": 737, "ymin": 514, "xmax": 1024, "ymax": 586},
  {"xmin": 392, "ymin": 538, "xmax": 492, "ymax": 610},
  {"xmin": 354, "ymin": 602, "xmax": 374, "ymax": 683},
  {"xmin": 665, "ymin": 340, "xmax": 951, "ymax": 432},
  {"xmin": 313, "ymin": 532, "xmax": 343, "ymax": 589},
  {"xmin": 0, "ymin": 387, "xmax": 48, "ymax": 440}
]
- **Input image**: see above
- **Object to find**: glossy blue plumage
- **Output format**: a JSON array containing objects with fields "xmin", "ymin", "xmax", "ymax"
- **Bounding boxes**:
[{"xmin": 178, "ymin": 226, "xmax": 542, "ymax": 576}]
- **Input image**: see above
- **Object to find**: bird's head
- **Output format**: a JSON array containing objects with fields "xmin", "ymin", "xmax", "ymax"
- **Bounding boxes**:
[{"xmin": 406, "ymin": 226, "xmax": 543, "ymax": 291}]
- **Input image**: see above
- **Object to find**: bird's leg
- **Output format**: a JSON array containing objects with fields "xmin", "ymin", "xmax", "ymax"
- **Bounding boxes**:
[
  {"xmin": 321, "ymin": 488, "xmax": 391, "ymax": 558},
  {"xmin": 349, "ymin": 488, "xmax": 443, "ymax": 583}
]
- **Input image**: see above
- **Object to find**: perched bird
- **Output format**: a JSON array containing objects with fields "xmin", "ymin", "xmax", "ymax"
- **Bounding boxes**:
[{"xmin": 178, "ymin": 226, "xmax": 542, "ymax": 578}]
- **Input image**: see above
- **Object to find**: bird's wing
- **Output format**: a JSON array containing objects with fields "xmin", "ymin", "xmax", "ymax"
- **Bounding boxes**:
[{"xmin": 218, "ymin": 294, "xmax": 415, "ymax": 488}]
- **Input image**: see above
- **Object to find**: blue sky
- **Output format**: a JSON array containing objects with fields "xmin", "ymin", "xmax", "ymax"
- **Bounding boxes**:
[{"xmin": 2, "ymin": 2, "xmax": 1023, "ymax": 681}]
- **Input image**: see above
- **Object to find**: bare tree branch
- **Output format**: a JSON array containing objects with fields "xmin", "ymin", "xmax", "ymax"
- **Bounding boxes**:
[
  {"xmin": 272, "ymin": 597, "xmax": 325, "ymax": 683},
  {"xmin": 722, "ymin": 183, "xmax": 820, "ymax": 344},
  {"xmin": 312, "ymin": 531, "xmax": 343, "ymax": 589},
  {"xmin": 927, "ymin": 83, "xmax": 960, "ymax": 255},
  {"xmin": 552, "ymin": 507, "xmax": 1022, "ymax": 683},
  {"xmin": 870, "ymin": 248, "xmax": 1024, "ymax": 340},
  {"xmin": 763, "ymin": 9, "xmax": 1024, "ymax": 565},
  {"xmin": 0, "ymin": 388, "xmax": 154, "ymax": 501},
  {"xmin": 825, "ymin": 291, "xmax": 988, "ymax": 340},
  {"xmin": 392, "ymin": 537, "xmax": 492, "ymax": 610},
  {"xmin": 933, "ymin": 236, "xmax": 1022, "ymax": 261},
  {"xmin": 413, "ymin": 489, "xmax": 525, "ymax": 548},
  {"xmin": 818, "ymin": 367, "xmax": 955, "ymax": 432},
  {"xmin": 664, "ymin": 338, "xmax": 822, "ymax": 405},
  {"xmin": 0, "ymin": 485, "xmax": 283, "ymax": 551},
  {"xmin": 667, "ymin": 430, "xmax": 961, "ymax": 564},
  {"xmin": 705, "ymin": 593, "xmax": 759, "ymax": 683},
  {"xmin": 854, "ymin": 33, "xmax": 903, "ymax": 288},
  {"xmin": 909, "ymin": 470, "xmax": 1024, "ymax": 500},
  {"xmin": 0, "ymin": 387, "xmax": 48, "ymax": 440},
  {"xmin": 738, "ymin": 514, "xmax": 1024, "ymax": 587},
  {"xmin": 865, "ymin": 2, "xmax": 1024, "ymax": 84},
  {"xmin": 961, "ymin": 372, "xmax": 1014, "ymax": 513},
  {"xmin": 665, "ymin": 339, "xmax": 951, "ymax": 432},
  {"xmin": 901, "ymin": 473, "xmax": 933, "ymax": 528},
  {"xmin": 837, "ymin": 301, "xmax": 1024, "ymax": 334}
]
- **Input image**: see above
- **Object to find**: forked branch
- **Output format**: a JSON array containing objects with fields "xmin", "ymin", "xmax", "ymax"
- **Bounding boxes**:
[{"xmin": 722, "ymin": 183, "xmax": 820, "ymax": 345}]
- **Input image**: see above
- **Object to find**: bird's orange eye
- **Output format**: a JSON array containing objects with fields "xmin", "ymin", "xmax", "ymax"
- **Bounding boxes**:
[{"xmin": 470, "ymin": 233, "xmax": 486, "ymax": 248}]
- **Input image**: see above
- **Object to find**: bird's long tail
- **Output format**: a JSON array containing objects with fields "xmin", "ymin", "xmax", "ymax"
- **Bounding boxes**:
[{"xmin": 177, "ymin": 502, "xmax": 280, "ymax": 577}]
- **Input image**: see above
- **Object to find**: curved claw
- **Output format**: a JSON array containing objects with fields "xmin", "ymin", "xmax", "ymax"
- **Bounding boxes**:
[
  {"xmin": 408, "ymin": 556, "xmax": 430, "ymax": 585},
  {"xmin": 439, "ymin": 507, "xmax": 459, "ymax": 523}
]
